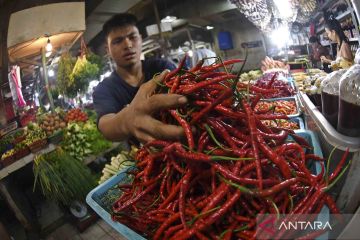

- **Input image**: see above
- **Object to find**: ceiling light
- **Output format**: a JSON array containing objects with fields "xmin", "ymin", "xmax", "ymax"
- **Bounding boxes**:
[
  {"xmin": 45, "ymin": 38, "xmax": 52, "ymax": 52},
  {"xmin": 161, "ymin": 16, "xmax": 177, "ymax": 23},
  {"xmin": 206, "ymin": 26, "xmax": 214, "ymax": 30},
  {"xmin": 48, "ymin": 69, "xmax": 55, "ymax": 77}
]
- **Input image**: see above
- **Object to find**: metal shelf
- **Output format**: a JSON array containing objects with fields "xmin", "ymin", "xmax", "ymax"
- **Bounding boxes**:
[{"xmin": 336, "ymin": 9, "xmax": 353, "ymax": 21}]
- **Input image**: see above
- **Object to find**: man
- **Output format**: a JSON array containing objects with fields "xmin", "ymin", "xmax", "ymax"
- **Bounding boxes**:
[
  {"xmin": 93, "ymin": 13, "xmax": 187, "ymax": 143},
  {"xmin": 308, "ymin": 36, "xmax": 331, "ymax": 69}
]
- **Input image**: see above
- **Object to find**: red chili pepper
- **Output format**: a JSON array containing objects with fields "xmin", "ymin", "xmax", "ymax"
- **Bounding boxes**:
[
  {"xmin": 179, "ymin": 169, "xmax": 193, "ymax": 228},
  {"xmin": 164, "ymin": 54, "xmax": 187, "ymax": 83},
  {"xmin": 170, "ymin": 110, "xmax": 194, "ymax": 150},
  {"xmin": 181, "ymin": 74, "xmax": 236, "ymax": 95},
  {"xmin": 329, "ymin": 148, "xmax": 349, "ymax": 183},
  {"xmin": 191, "ymin": 89, "xmax": 232, "ymax": 124},
  {"xmin": 170, "ymin": 75, "xmax": 181, "ymax": 93},
  {"xmin": 113, "ymin": 182, "xmax": 157, "ymax": 213},
  {"xmin": 243, "ymin": 100, "xmax": 263, "ymax": 189}
]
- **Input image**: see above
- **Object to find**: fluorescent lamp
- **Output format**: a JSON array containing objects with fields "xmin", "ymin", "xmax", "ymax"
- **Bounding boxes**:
[
  {"xmin": 161, "ymin": 16, "xmax": 177, "ymax": 23},
  {"xmin": 48, "ymin": 69, "xmax": 54, "ymax": 77},
  {"xmin": 46, "ymin": 38, "xmax": 52, "ymax": 52},
  {"xmin": 271, "ymin": 25, "xmax": 290, "ymax": 48},
  {"xmin": 273, "ymin": 0, "xmax": 293, "ymax": 19},
  {"xmin": 206, "ymin": 26, "xmax": 214, "ymax": 30}
]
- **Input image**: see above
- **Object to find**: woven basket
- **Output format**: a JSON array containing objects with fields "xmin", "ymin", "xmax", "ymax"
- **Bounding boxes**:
[
  {"xmin": 15, "ymin": 147, "xmax": 31, "ymax": 160},
  {"xmin": 12, "ymin": 135, "xmax": 26, "ymax": 145},
  {"xmin": 1, "ymin": 155, "xmax": 16, "ymax": 167},
  {"xmin": 48, "ymin": 131, "xmax": 64, "ymax": 145},
  {"xmin": 28, "ymin": 139, "xmax": 48, "ymax": 153}
]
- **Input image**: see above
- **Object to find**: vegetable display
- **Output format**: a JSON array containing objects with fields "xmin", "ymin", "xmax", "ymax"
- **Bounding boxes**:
[
  {"xmin": 292, "ymin": 70, "xmax": 327, "ymax": 94},
  {"xmin": 65, "ymin": 108, "xmax": 88, "ymax": 123},
  {"xmin": 57, "ymin": 52, "xmax": 76, "ymax": 97},
  {"xmin": 1, "ymin": 149, "xmax": 15, "ymax": 160},
  {"xmin": 33, "ymin": 148, "xmax": 96, "ymax": 206},
  {"xmin": 24, "ymin": 124, "xmax": 47, "ymax": 146},
  {"xmin": 98, "ymin": 146, "xmax": 137, "ymax": 184},
  {"xmin": 61, "ymin": 121, "xmax": 111, "ymax": 161},
  {"xmin": 261, "ymin": 56, "xmax": 289, "ymax": 73},
  {"xmin": 83, "ymin": 121, "xmax": 112, "ymax": 155},
  {"xmin": 261, "ymin": 119, "xmax": 300, "ymax": 130},
  {"xmin": 255, "ymin": 100, "xmax": 297, "ymax": 116},
  {"xmin": 69, "ymin": 55, "xmax": 99, "ymax": 96},
  {"xmin": 62, "ymin": 123, "xmax": 92, "ymax": 161},
  {"xmin": 254, "ymin": 74, "xmax": 296, "ymax": 98},
  {"xmin": 239, "ymin": 70, "xmax": 262, "ymax": 82},
  {"xmin": 39, "ymin": 113, "xmax": 67, "ymax": 136},
  {"xmin": 106, "ymin": 57, "xmax": 348, "ymax": 239}
]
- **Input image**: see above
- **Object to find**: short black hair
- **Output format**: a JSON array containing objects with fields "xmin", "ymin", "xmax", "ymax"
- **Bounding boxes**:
[
  {"xmin": 309, "ymin": 36, "xmax": 319, "ymax": 43},
  {"xmin": 102, "ymin": 13, "xmax": 138, "ymax": 38}
]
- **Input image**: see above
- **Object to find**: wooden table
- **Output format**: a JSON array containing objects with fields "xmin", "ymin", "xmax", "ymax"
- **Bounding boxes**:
[{"xmin": 0, "ymin": 142, "xmax": 121, "ymax": 232}]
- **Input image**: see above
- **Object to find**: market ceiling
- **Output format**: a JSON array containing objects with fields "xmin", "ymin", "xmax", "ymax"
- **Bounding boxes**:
[
  {"xmin": 1, "ymin": 0, "xmax": 248, "ymax": 102},
  {"xmin": 85, "ymin": 0, "xmax": 243, "ymax": 52}
]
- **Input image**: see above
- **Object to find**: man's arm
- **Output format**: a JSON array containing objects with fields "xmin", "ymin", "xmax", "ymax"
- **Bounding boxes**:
[{"xmin": 98, "ymin": 70, "xmax": 187, "ymax": 143}]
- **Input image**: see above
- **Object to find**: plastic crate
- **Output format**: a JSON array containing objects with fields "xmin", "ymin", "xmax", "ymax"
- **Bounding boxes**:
[
  {"xmin": 86, "ymin": 167, "xmax": 145, "ymax": 240},
  {"xmin": 291, "ymin": 117, "xmax": 305, "ymax": 130},
  {"xmin": 258, "ymin": 96, "xmax": 301, "ymax": 118},
  {"xmin": 87, "ymin": 131, "xmax": 328, "ymax": 240},
  {"xmin": 290, "ymin": 130, "xmax": 328, "ymax": 240}
]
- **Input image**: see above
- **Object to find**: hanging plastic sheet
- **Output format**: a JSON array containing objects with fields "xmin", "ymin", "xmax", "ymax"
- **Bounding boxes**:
[{"xmin": 9, "ymin": 66, "xmax": 26, "ymax": 108}]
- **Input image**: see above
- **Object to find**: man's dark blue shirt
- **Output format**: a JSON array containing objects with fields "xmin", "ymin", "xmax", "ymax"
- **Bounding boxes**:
[{"xmin": 93, "ymin": 58, "xmax": 175, "ymax": 123}]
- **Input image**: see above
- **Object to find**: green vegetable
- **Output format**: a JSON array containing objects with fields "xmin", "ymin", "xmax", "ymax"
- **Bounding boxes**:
[
  {"xmin": 69, "ymin": 56, "xmax": 99, "ymax": 97},
  {"xmin": 57, "ymin": 52, "xmax": 76, "ymax": 97},
  {"xmin": 33, "ymin": 148, "xmax": 96, "ymax": 206}
]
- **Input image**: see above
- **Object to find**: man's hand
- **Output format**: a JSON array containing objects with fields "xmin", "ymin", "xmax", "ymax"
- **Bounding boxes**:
[
  {"xmin": 320, "ymin": 56, "xmax": 331, "ymax": 63},
  {"xmin": 99, "ymin": 70, "xmax": 188, "ymax": 143}
]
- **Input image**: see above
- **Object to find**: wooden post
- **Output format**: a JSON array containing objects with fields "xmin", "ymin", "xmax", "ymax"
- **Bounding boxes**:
[{"xmin": 41, "ymin": 47, "xmax": 55, "ymax": 112}]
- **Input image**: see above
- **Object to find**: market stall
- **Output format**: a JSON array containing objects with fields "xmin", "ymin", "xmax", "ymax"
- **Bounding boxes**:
[{"xmin": 1, "ymin": 0, "xmax": 360, "ymax": 239}]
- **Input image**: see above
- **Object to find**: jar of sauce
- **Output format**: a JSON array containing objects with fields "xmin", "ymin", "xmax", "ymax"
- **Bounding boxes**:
[
  {"xmin": 320, "ymin": 70, "xmax": 346, "ymax": 128},
  {"xmin": 338, "ymin": 64, "xmax": 360, "ymax": 137}
]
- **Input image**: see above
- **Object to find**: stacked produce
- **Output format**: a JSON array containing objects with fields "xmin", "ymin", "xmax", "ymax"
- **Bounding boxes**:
[
  {"xmin": 62, "ymin": 121, "xmax": 112, "ymax": 161},
  {"xmin": 38, "ymin": 112, "xmax": 67, "ymax": 136},
  {"xmin": 261, "ymin": 119, "xmax": 300, "ymax": 130},
  {"xmin": 65, "ymin": 108, "xmax": 88, "ymax": 123},
  {"xmin": 292, "ymin": 70, "xmax": 327, "ymax": 94},
  {"xmin": 254, "ymin": 100, "xmax": 297, "ymax": 116},
  {"xmin": 62, "ymin": 123, "xmax": 92, "ymax": 161},
  {"xmin": 33, "ymin": 148, "xmax": 96, "ymax": 206},
  {"xmin": 254, "ymin": 74, "xmax": 296, "ymax": 98},
  {"xmin": 261, "ymin": 56, "xmax": 289, "ymax": 73},
  {"xmin": 108, "ymin": 57, "xmax": 348, "ymax": 239},
  {"xmin": 98, "ymin": 146, "xmax": 137, "ymax": 184},
  {"xmin": 83, "ymin": 121, "xmax": 112, "ymax": 155},
  {"xmin": 24, "ymin": 124, "xmax": 47, "ymax": 148},
  {"xmin": 1, "ymin": 149, "xmax": 15, "ymax": 162},
  {"xmin": 239, "ymin": 70, "xmax": 262, "ymax": 82}
]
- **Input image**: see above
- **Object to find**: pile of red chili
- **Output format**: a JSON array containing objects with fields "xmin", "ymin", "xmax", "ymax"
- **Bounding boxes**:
[
  {"xmin": 254, "ymin": 73, "xmax": 296, "ymax": 98},
  {"xmin": 110, "ymin": 57, "xmax": 349, "ymax": 240}
]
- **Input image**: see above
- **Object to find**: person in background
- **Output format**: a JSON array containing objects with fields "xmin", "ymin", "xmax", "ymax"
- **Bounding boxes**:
[
  {"xmin": 320, "ymin": 16, "xmax": 353, "ymax": 64},
  {"xmin": 93, "ymin": 13, "xmax": 187, "ymax": 143},
  {"xmin": 192, "ymin": 48, "xmax": 217, "ymax": 67},
  {"xmin": 308, "ymin": 36, "xmax": 331, "ymax": 69}
]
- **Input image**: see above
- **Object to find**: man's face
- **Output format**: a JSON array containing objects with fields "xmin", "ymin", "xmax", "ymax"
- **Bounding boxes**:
[{"xmin": 106, "ymin": 25, "xmax": 142, "ymax": 68}]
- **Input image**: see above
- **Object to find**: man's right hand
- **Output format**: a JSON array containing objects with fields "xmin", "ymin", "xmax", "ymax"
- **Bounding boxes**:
[{"xmin": 99, "ymin": 70, "xmax": 188, "ymax": 143}]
